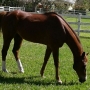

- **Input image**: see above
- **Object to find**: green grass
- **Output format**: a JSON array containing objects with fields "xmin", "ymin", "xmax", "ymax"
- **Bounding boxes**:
[
  {"xmin": 0, "ymin": 17, "xmax": 90, "ymax": 89},
  {"xmin": 0, "ymin": 33, "xmax": 90, "ymax": 90}
]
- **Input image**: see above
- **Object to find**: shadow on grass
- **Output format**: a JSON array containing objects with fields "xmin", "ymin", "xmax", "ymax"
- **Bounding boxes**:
[{"xmin": 0, "ymin": 72, "xmax": 80, "ymax": 86}]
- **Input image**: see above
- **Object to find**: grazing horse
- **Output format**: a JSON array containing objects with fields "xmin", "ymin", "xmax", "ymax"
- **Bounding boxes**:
[{"xmin": 0, "ymin": 10, "xmax": 88, "ymax": 84}]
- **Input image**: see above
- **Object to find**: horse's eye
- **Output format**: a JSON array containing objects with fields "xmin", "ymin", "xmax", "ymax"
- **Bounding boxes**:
[
  {"xmin": 82, "ymin": 66, "xmax": 85, "ymax": 69},
  {"xmin": 81, "ymin": 66, "xmax": 86, "ymax": 71}
]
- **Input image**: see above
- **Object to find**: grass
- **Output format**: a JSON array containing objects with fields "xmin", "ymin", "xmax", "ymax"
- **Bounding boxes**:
[
  {"xmin": 0, "ymin": 35, "xmax": 90, "ymax": 90},
  {"xmin": 0, "ymin": 17, "xmax": 90, "ymax": 89}
]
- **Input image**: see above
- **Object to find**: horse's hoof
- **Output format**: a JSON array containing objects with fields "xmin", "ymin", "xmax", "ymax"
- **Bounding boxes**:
[
  {"xmin": 19, "ymin": 70, "xmax": 24, "ymax": 73},
  {"xmin": 40, "ymin": 71, "xmax": 44, "ymax": 77},
  {"xmin": 2, "ymin": 69, "xmax": 8, "ymax": 73},
  {"xmin": 41, "ymin": 75, "xmax": 46, "ymax": 78},
  {"xmin": 41, "ymin": 74, "xmax": 43, "ymax": 77},
  {"xmin": 40, "ymin": 74, "xmax": 44, "ymax": 78},
  {"xmin": 57, "ymin": 80, "xmax": 62, "ymax": 84}
]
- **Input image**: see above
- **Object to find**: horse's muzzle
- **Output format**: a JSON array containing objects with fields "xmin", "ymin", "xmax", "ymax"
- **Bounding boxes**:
[{"xmin": 79, "ymin": 78, "xmax": 86, "ymax": 83}]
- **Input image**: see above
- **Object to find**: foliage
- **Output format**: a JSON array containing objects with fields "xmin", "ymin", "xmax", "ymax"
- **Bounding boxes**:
[
  {"xmin": 55, "ymin": 2, "xmax": 69, "ymax": 13},
  {"xmin": 25, "ymin": 2, "xmax": 33, "ymax": 12},
  {"xmin": 73, "ymin": 5, "xmax": 86, "ymax": 11},
  {"xmin": 74, "ymin": 0, "xmax": 90, "ymax": 10},
  {"xmin": 1, "ymin": 0, "xmax": 19, "ymax": 6},
  {"xmin": 0, "ymin": 0, "xmax": 72, "ymax": 12},
  {"xmin": 0, "ymin": 0, "xmax": 90, "ymax": 12}
]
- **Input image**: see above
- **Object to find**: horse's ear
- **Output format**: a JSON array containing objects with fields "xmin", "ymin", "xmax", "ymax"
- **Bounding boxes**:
[
  {"xmin": 86, "ymin": 52, "xmax": 89, "ymax": 56},
  {"xmin": 82, "ymin": 52, "xmax": 85, "ymax": 58},
  {"xmin": 82, "ymin": 52, "xmax": 88, "ymax": 63},
  {"xmin": 82, "ymin": 52, "xmax": 89, "ymax": 57}
]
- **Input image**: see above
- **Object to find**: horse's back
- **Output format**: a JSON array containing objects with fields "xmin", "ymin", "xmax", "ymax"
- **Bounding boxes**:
[
  {"xmin": 1, "ymin": 10, "xmax": 66, "ymax": 46},
  {"xmin": 17, "ymin": 11, "xmax": 66, "ymax": 44}
]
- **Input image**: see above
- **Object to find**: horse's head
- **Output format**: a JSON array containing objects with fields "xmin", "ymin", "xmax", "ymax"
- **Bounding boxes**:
[{"xmin": 73, "ymin": 52, "xmax": 88, "ymax": 83}]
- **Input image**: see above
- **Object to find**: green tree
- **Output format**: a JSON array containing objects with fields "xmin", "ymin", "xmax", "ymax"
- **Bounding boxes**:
[
  {"xmin": 32, "ymin": 0, "xmax": 42, "ymax": 11},
  {"xmin": 0, "ymin": 0, "xmax": 28, "ymax": 7},
  {"xmin": 74, "ymin": 0, "xmax": 89, "ymax": 10}
]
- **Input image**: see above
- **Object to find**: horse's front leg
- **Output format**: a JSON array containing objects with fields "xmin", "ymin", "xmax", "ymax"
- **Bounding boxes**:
[
  {"xmin": 12, "ymin": 34, "xmax": 24, "ymax": 73},
  {"xmin": 40, "ymin": 46, "xmax": 52, "ymax": 77},
  {"xmin": 52, "ymin": 48, "xmax": 62, "ymax": 84}
]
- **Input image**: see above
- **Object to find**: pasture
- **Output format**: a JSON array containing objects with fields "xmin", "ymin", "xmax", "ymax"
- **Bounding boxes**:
[{"xmin": 0, "ymin": 17, "xmax": 90, "ymax": 90}]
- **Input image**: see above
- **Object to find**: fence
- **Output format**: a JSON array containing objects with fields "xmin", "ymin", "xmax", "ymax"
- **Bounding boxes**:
[
  {"xmin": 60, "ymin": 13, "xmax": 90, "ymax": 36},
  {"xmin": 0, "ymin": 6, "xmax": 25, "ymax": 12}
]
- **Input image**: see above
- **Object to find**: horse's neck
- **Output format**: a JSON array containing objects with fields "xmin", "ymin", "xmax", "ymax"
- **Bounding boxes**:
[
  {"xmin": 65, "ymin": 29, "xmax": 83, "ymax": 57},
  {"xmin": 57, "ymin": 15, "xmax": 83, "ymax": 57}
]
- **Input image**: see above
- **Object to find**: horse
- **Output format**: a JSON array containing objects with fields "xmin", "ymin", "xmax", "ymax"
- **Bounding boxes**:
[{"xmin": 0, "ymin": 10, "xmax": 88, "ymax": 84}]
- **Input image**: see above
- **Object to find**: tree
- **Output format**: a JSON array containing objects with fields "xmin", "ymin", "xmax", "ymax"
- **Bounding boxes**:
[
  {"xmin": 55, "ymin": 0, "xmax": 72, "ymax": 13},
  {"xmin": 74, "ymin": 0, "xmax": 90, "ymax": 10},
  {"xmin": 32, "ymin": 0, "xmax": 42, "ymax": 11},
  {"xmin": 0, "ymin": 0, "xmax": 70, "ymax": 13},
  {"xmin": 0, "ymin": 0, "xmax": 28, "ymax": 7}
]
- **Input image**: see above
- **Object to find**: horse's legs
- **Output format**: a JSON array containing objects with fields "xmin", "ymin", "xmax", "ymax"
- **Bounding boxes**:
[
  {"xmin": 12, "ymin": 34, "xmax": 24, "ymax": 73},
  {"xmin": 2, "ymin": 37, "xmax": 13, "ymax": 72},
  {"xmin": 52, "ymin": 48, "xmax": 62, "ymax": 84},
  {"xmin": 40, "ymin": 46, "xmax": 52, "ymax": 77}
]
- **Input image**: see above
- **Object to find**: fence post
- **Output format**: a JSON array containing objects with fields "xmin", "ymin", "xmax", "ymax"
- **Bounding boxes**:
[{"xmin": 77, "ymin": 13, "xmax": 81, "ymax": 36}]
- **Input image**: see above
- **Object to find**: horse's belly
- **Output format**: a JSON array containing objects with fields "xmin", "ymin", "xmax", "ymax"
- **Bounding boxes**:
[
  {"xmin": 17, "ymin": 27, "xmax": 65, "ymax": 47},
  {"xmin": 17, "ymin": 30, "xmax": 46, "ymax": 44}
]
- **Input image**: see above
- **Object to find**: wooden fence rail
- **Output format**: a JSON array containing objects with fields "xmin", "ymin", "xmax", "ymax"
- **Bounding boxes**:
[{"xmin": 60, "ymin": 13, "xmax": 90, "ymax": 36}]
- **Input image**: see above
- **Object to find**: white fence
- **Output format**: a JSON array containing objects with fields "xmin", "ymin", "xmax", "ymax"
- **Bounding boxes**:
[
  {"xmin": 60, "ymin": 13, "xmax": 90, "ymax": 36},
  {"xmin": 0, "ymin": 6, "xmax": 25, "ymax": 12}
]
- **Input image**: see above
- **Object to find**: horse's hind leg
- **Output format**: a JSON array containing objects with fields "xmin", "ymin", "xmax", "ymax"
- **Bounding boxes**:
[
  {"xmin": 40, "ymin": 46, "xmax": 52, "ymax": 77},
  {"xmin": 2, "ymin": 35, "xmax": 13, "ymax": 72},
  {"xmin": 12, "ymin": 34, "xmax": 24, "ymax": 73}
]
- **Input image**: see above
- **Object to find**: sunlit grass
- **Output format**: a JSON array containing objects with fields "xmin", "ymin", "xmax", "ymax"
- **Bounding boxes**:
[{"xmin": 0, "ymin": 32, "xmax": 90, "ymax": 89}]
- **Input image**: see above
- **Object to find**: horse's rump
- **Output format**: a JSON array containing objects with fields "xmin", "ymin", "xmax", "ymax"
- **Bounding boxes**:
[{"xmin": 0, "ymin": 11, "xmax": 10, "ymax": 32}]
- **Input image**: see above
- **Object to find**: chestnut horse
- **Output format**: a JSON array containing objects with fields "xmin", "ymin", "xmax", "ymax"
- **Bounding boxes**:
[{"xmin": 0, "ymin": 10, "xmax": 88, "ymax": 84}]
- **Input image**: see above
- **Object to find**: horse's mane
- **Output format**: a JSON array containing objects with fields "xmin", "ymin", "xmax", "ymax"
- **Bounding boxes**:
[
  {"xmin": 44, "ymin": 12, "xmax": 57, "ymax": 15},
  {"xmin": 56, "ymin": 13, "xmax": 81, "ymax": 43},
  {"xmin": 44, "ymin": 12, "xmax": 80, "ymax": 43},
  {"xmin": 44, "ymin": 12, "xmax": 80, "ymax": 42}
]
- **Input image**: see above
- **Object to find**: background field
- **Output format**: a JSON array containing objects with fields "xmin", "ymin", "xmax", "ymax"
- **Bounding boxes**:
[{"xmin": 0, "ymin": 17, "xmax": 90, "ymax": 90}]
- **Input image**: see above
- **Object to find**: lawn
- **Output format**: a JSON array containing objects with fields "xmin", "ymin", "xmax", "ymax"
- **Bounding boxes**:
[{"xmin": 0, "ymin": 17, "xmax": 90, "ymax": 90}]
